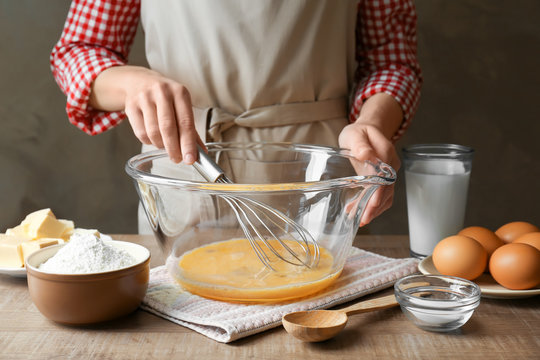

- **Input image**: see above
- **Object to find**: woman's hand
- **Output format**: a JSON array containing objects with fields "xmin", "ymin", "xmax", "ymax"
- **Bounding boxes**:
[
  {"xmin": 338, "ymin": 93, "xmax": 403, "ymax": 227},
  {"xmin": 339, "ymin": 122, "xmax": 400, "ymax": 226},
  {"xmin": 90, "ymin": 65, "xmax": 202, "ymax": 164}
]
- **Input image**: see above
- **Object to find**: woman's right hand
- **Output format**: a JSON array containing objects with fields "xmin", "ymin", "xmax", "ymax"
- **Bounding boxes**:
[{"xmin": 90, "ymin": 65, "xmax": 202, "ymax": 164}]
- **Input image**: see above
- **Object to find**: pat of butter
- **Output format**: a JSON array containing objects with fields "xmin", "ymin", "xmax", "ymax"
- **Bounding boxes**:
[
  {"xmin": 59, "ymin": 219, "xmax": 75, "ymax": 240},
  {"xmin": 5, "ymin": 224, "xmax": 31, "ymax": 239},
  {"xmin": 7, "ymin": 212, "xmax": 73, "ymax": 240},
  {"xmin": 23, "ymin": 208, "xmax": 56, "ymax": 222},
  {"xmin": 23, "ymin": 209, "xmax": 71, "ymax": 240},
  {"xmin": 20, "ymin": 238, "xmax": 60, "ymax": 262},
  {"xmin": 0, "ymin": 234, "xmax": 26, "ymax": 268}
]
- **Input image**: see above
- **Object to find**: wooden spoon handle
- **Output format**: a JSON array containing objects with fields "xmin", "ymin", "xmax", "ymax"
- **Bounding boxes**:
[
  {"xmin": 340, "ymin": 281, "xmax": 429, "ymax": 317},
  {"xmin": 341, "ymin": 294, "xmax": 398, "ymax": 316}
]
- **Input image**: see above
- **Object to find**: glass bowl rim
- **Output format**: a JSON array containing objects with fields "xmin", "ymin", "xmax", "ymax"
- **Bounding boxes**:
[
  {"xmin": 394, "ymin": 274, "xmax": 482, "ymax": 308},
  {"xmin": 125, "ymin": 142, "xmax": 397, "ymax": 193}
]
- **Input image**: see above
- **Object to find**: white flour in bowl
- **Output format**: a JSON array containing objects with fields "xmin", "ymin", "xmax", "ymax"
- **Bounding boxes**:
[{"xmin": 39, "ymin": 233, "xmax": 137, "ymax": 274}]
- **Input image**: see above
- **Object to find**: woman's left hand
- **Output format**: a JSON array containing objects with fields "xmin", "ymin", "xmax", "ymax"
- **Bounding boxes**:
[{"xmin": 338, "ymin": 122, "xmax": 401, "ymax": 227}]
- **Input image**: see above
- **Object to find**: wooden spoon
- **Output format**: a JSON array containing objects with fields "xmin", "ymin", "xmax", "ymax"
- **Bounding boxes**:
[
  {"xmin": 282, "ymin": 281, "xmax": 430, "ymax": 342},
  {"xmin": 282, "ymin": 293, "xmax": 399, "ymax": 342}
]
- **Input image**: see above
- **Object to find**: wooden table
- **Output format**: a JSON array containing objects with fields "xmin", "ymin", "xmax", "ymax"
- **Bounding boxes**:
[{"xmin": 1, "ymin": 235, "xmax": 538, "ymax": 359}]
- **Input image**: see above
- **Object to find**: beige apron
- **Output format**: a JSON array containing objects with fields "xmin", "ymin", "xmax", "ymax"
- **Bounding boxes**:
[{"xmin": 138, "ymin": 0, "xmax": 358, "ymax": 234}]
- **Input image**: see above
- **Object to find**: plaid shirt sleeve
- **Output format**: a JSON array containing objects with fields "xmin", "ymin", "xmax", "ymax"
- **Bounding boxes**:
[
  {"xmin": 350, "ymin": 0, "xmax": 423, "ymax": 142},
  {"xmin": 50, "ymin": 0, "xmax": 140, "ymax": 135},
  {"xmin": 51, "ymin": 0, "xmax": 421, "ymax": 139}
]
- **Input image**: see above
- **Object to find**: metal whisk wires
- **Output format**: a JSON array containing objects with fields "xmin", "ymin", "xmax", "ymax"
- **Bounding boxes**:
[{"xmin": 193, "ymin": 146, "xmax": 320, "ymax": 271}]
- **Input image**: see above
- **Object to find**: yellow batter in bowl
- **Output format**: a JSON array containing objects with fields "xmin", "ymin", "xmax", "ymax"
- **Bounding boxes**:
[{"xmin": 175, "ymin": 238, "xmax": 339, "ymax": 302}]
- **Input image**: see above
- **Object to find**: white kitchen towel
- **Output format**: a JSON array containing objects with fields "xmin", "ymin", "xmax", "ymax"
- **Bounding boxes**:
[{"xmin": 141, "ymin": 248, "xmax": 419, "ymax": 343}]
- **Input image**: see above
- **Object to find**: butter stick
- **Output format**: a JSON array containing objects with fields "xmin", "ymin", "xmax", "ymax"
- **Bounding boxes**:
[
  {"xmin": 20, "ymin": 238, "xmax": 61, "ymax": 262},
  {"xmin": 0, "ymin": 234, "xmax": 26, "ymax": 268}
]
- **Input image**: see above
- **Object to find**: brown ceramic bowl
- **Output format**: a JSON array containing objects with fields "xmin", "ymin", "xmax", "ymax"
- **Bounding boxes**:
[{"xmin": 26, "ymin": 240, "xmax": 150, "ymax": 325}]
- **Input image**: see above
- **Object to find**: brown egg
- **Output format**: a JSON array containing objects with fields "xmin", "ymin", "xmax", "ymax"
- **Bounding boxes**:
[
  {"xmin": 489, "ymin": 243, "xmax": 540, "ymax": 290},
  {"xmin": 495, "ymin": 221, "xmax": 540, "ymax": 243},
  {"xmin": 458, "ymin": 226, "xmax": 504, "ymax": 264},
  {"xmin": 513, "ymin": 232, "xmax": 540, "ymax": 251},
  {"xmin": 432, "ymin": 235, "xmax": 487, "ymax": 280}
]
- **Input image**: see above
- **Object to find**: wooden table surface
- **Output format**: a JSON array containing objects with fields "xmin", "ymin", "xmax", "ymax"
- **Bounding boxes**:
[{"xmin": 1, "ymin": 234, "xmax": 538, "ymax": 360}]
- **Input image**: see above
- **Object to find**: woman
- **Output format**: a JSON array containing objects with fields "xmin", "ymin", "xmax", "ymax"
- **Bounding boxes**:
[{"xmin": 51, "ymin": 0, "xmax": 422, "ymax": 232}]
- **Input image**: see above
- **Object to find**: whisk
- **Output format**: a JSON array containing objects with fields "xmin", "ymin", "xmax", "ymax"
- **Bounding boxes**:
[{"xmin": 193, "ymin": 145, "xmax": 320, "ymax": 271}]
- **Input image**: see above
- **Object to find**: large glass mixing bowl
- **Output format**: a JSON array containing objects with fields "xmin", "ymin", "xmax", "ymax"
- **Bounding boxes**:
[{"xmin": 126, "ymin": 142, "xmax": 396, "ymax": 302}]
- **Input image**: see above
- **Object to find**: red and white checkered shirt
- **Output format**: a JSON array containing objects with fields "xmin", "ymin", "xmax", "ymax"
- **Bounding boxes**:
[{"xmin": 51, "ymin": 0, "xmax": 422, "ymax": 142}]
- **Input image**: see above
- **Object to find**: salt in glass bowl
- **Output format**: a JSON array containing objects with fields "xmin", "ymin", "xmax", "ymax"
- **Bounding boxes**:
[{"xmin": 394, "ymin": 274, "xmax": 481, "ymax": 332}]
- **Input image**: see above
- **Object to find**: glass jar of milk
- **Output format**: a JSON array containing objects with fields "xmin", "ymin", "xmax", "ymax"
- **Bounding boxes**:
[{"xmin": 403, "ymin": 144, "xmax": 474, "ymax": 258}]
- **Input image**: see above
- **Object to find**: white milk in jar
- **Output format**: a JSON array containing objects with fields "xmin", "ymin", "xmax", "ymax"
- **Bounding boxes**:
[{"xmin": 405, "ymin": 159, "xmax": 471, "ymax": 257}]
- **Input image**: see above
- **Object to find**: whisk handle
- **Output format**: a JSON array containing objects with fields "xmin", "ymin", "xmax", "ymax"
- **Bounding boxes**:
[{"xmin": 193, "ymin": 145, "xmax": 226, "ymax": 183}]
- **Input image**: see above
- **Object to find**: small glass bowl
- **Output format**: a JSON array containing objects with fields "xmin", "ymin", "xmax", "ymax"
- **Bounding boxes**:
[{"xmin": 394, "ymin": 274, "xmax": 481, "ymax": 332}]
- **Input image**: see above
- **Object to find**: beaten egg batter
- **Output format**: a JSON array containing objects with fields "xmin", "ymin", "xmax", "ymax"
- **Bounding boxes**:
[{"xmin": 175, "ymin": 238, "xmax": 339, "ymax": 302}]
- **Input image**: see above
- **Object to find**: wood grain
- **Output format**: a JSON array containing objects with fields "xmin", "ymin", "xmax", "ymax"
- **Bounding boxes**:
[
  {"xmin": 342, "ymin": 293, "xmax": 398, "ymax": 316},
  {"xmin": 0, "ymin": 235, "xmax": 539, "ymax": 359}
]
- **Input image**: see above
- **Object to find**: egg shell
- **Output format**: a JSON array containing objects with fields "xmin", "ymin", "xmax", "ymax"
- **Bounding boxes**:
[
  {"xmin": 432, "ymin": 235, "xmax": 488, "ymax": 280},
  {"xmin": 513, "ymin": 232, "xmax": 540, "ymax": 251},
  {"xmin": 458, "ymin": 226, "xmax": 504, "ymax": 262},
  {"xmin": 495, "ymin": 221, "xmax": 540, "ymax": 243},
  {"xmin": 489, "ymin": 243, "xmax": 540, "ymax": 290}
]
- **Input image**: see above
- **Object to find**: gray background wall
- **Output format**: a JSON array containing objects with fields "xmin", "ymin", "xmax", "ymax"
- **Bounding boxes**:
[{"xmin": 1, "ymin": 1, "xmax": 538, "ymax": 235}]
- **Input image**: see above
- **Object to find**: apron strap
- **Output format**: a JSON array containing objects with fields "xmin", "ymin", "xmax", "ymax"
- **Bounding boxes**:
[{"xmin": 201, "ymin": 97, "xmax": 348, "ymax": 142}]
